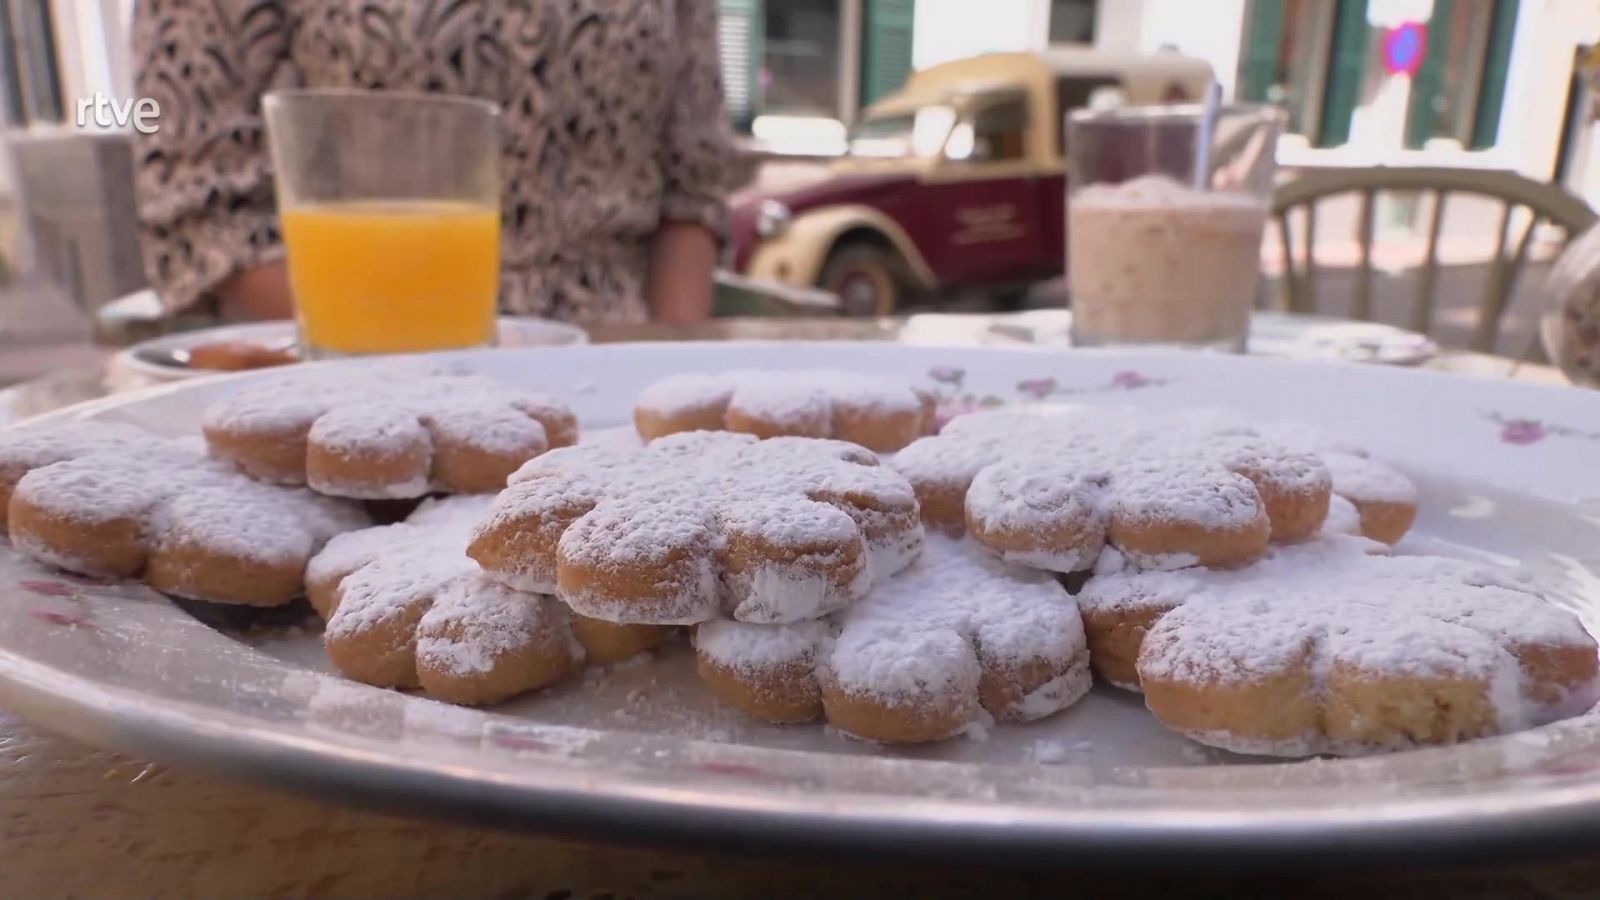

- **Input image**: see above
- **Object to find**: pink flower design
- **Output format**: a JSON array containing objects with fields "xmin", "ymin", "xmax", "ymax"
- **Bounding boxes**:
[
  {"xmin": 1484, "ymin": 410, "xmax": 1600, "ymax": 444},
  {"xmin": 1110, "ymin": 370, "xmax": 1152, "ymax": 390},
  {"xmin": 1016, "ymin": 377, "xmax": 1057, "ymax": 399},
  {"xmin": 19, "ymin": 580, "xmax": 76, "ymax": 598},
  {"xmin": 699, "ymin": 761, "xmax": 766, "ymax": 779},
  {"xmin": 1499, "ymin": 419, "xmax": 1547, "ymax": 445},
  {"xmin": 28, "ymin": 609, "xmax": 91, "ymax": 628},
  {"xmin": 927, "ymin": 365, "xmax": 965, "ymax": 386}
]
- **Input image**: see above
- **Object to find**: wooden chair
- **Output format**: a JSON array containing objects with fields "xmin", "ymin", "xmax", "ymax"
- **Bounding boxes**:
[{"xmin": 1270, "ymin": 167, "xmax": 1597, "ymax": 353}]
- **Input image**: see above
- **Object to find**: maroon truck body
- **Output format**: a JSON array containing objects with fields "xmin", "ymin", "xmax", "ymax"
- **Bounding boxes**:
[
  {"xmin": 724, "ymin": 50, "xmax": 1209, "ymax": 312},
  {"xmin": 730, "ymin": 170, "xmax": 1066, "ymax": 294}
]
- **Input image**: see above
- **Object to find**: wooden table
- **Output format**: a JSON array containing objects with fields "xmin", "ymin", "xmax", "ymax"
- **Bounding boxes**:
[{"xmin": 0, "ymin": 314, "xmax": 1592, "ymax": 897}]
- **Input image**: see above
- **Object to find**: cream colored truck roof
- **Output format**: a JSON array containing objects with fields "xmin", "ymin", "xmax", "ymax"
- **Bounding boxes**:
[{"xmin": 864, "ymin": 48, "xmax": 1213, "ymax": 120}]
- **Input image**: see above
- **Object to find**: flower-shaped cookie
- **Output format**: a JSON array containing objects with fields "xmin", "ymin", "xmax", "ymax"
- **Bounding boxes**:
[
  {"xmin": 468, "ymin": 431, "xmax": 924, "ymax": 625},
  {"xmin": 1082, "ymin": 534, "xmax": 1600, "ymax": 756},
  {"xmin": 695, "ymin": 534, "xmax": 1091, "ymax": 743},
  {"xmin": 1166, "ymin": 409, "xmax": 1420, "ymax": 544},
  {"xmin": 634, "ymin": 369, "xmax": 936, "ymax": 452},
  {"xmin": 203, "ymin": 366, "xmax": 578, "ymax": 499},
  {"xmin": 309, "ymin": 496, "xmax": 671, "ymax": 706},
  {"xmin": 893, "ymin": 406, "xmax": 1335, "ymax": 572},
  {"xmin": 1, "ymin": 421, "xmax": 368, "ymax": 605}
]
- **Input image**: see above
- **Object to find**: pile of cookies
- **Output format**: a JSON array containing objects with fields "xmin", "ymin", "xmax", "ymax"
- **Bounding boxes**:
[{"xmin": 2, "ymin": 363, "xmax": 1595, "ymax": 760}]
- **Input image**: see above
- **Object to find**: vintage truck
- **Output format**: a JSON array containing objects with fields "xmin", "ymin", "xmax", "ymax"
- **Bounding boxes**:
[{"xmin": 727, "ymin": 48, "xmax": 1213, "ymax": 315}]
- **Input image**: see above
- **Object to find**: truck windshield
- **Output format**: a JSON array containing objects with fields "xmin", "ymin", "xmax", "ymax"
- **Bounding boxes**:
[{"xmin": 848, "ymin": 105, "xmax": 956, "ymax": 158}]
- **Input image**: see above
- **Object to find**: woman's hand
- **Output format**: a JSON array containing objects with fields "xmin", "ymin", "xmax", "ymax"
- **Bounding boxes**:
[
  {"xmin": 646, "ymin": 220, "xmax": 717, "ymax": 323},
  {"xmin": 215, "ymin": 261, "xmax": 294, "ymax": 321}
]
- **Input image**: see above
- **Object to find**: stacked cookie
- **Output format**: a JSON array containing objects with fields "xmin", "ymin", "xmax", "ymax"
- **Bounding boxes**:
[
  {"xmin": 3, "ymin": 363, "xmax": 1595, "ymax": 759},
  {"xmin": 0, "ymin": 421, "xmax": 369, "ymax": 606},
  {"xmin": 889, "ymin": 404, "xmax": 1597, "ymax": 755},
  {"xmin": 198, "ymin": 366, "xmax": 673, "ymax": 706}
]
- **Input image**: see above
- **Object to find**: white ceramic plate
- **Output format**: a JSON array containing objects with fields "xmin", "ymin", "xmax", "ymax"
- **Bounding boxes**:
[
  {"xmin": 901, "ymin": 309, "xmax": 1439, "ymax": 366},
  {"xmin": 4, "ymin": 343, "xmax": 1600, "ymax": 866},
  {"xmin": 106, "ymin": 317, "xmax": 589, "ymax": 390}
]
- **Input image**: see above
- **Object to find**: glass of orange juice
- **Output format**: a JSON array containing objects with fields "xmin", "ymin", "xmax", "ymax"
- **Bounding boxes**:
[{"xmin": 262, "ymin": 89, "xmax": 500, "ymax": 356}]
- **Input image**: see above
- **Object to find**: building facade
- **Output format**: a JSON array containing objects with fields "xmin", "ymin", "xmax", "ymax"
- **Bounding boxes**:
[
  {"xmin": 3, "ymin": 0, "xmax": 1598, "ymax": 205},
  {"xmin": 907, "ymin": 0, "xmax": 1600, "ymax": 206}
]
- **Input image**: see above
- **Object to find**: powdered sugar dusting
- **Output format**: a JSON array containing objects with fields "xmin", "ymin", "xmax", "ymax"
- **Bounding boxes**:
[
  {"xmin": 1323, "ymin": 494, "xmax": 1363, "ymax": 536},
  {"xmin": 896, "ymin": 405, "xmax": 1326, "ymax": 571},
  {"xmin": 4, "ymin": 422, "xmax": 366, "ymax": 570},
  {"xmin": 634, "ymin": 373, "xmax": 735, "ymax": 417},
  {"xmin": 0, "ymin": 420, "xmax": 154, "ymax": 478},
  {"xmin": 416, "ymin": 576, "xmax": 559, "ymax": 677},
  {"xmin": 637, "ymin": 369, "xmax": 925, "ymax": 429},
  {"xmin": 203, "ymin": 363, "xmax": 574, "ymax": 494},
  {"xmin": 697, "ymin": 617, "xmax": 832, "ymax": 671},
  {"xmin": 701, "ymin": 534, "xmax": 1090, "ymax": 726},
  {"xmin": 322, "ymin": 496, "xmax": 491, "ymax": 640},
  {"xmin": 1086, "ymin": 531, "xmax": 1600, "ymax": 754},
  {"xmin": 1321, "ymin": 451, "xmax": 1419, "ymax": 505},
  {"xmin": 1175, "ymin": 408, "xmax": 1418, "ymax": 509},
  {"xmin": 477, "ymin": 431, "xmax": 923, "ymax": 625}
]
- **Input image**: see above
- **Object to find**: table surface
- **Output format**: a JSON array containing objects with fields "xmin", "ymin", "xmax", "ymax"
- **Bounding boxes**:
[{"xmin": 0, "ymin": 312, "xmax": 1592, "ymax": 897}]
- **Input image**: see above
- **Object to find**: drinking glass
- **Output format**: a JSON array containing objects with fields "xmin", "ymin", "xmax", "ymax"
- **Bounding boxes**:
[
  {"xmin": 1065, "ymin": 104, "xmax": 1282, "ymax": 351},
  {"xmin": 263, "ymin": 89, "xmax": 501, "ymax": 357}
]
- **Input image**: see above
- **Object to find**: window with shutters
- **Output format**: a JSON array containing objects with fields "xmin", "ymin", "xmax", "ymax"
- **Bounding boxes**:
[
  {"xmin": 1403, "ymin": 0, "xmax": 1489, "ymax": 149},
  {"xmin": 0, "ymin": 0, "xmax": 65, "ymax": 126},
  {"xmin": 860, "ymin": 0, "xmax": 914, "ymax": 108},
  {"xmin": 1400, "ymin": 0, "xmax": 1522, "ymax": 150},
  {"xmin": 1317, "ymin": 0, "xmax": 1371, "ymax": 148},
  {"xmin": 1047, "ymin": 0, "xmax": 1096, "ymax": 45},
  {"xmin": 1237, "ymin": 0, "xmax": 1336, "ymax": 141},
  {"xmin": 761, "ymin": 0, "xmax": 842, "ymax": 118},
  {"xmin": 1469, "ymin": 0, "xmax": 1518, "ymax": 150},
  {"xmin": 718, "ymin": 0, "xmax": 761, "ymax": 129}
]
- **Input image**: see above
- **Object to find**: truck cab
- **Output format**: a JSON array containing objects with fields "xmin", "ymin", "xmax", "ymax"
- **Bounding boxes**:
[{"xmin": 728, "ymin": 48, "xmax": 1213, "ymax": 315}]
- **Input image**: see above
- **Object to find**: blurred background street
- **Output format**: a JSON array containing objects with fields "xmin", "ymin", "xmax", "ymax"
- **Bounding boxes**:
[{"xmin": 1, "ymin": 0, "xmax": 1598, "ymax": 380}]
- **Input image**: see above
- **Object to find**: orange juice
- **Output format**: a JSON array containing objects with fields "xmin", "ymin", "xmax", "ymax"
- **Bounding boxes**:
[{"xmin": 281, "ymin": 200, "xmax": 499, "ymax": 354}]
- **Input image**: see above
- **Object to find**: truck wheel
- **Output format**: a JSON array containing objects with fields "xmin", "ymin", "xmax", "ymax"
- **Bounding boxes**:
[{"xmin": 819, "ymin": 243, "xmax": 903, "ymax": 317}]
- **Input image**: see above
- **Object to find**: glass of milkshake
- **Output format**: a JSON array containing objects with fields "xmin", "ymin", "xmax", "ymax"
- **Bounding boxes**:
[{"xmin": 1065, "ymin": 104, "xmax": 1283, "ymax": 351}]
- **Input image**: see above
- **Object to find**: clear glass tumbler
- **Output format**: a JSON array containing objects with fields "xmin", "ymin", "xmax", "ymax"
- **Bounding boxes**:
[
  {"xmin": 263, "ymin": 89, "xmax": 501, "ymax": 357},
  {"xmin": 1065, "ymin": 104, "xmax": 1282, "ymax": 351}
]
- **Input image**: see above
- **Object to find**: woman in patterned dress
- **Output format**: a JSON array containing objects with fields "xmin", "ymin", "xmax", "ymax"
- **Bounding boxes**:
[{"xmin": 132, "ymin": 0, "xmax": 751, "ymax": 324}]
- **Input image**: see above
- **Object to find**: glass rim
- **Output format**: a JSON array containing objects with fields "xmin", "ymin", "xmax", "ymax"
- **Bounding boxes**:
[
  {"xmin": 1066, "ymin": 102, "xmax": 1282, "ymax": 125},
  {"xmin": 263, "ymin": 87, "xmax": 500, "ymax": 118}
]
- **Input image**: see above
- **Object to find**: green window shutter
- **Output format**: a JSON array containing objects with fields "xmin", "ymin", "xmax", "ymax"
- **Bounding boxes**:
[
  {"xmin": 1237, "ymin": 0, "xmax": 1285, "ymax": 104},
  {"xmin": 861, "ymin": 0, "xmax": 916, "ymax": 108},
  {"xmin": 1404, "ymin": 0, "xmax": 1453, "ymax": 149},
  {"xmin": 1318, "ymin": 0, "xmax": 1371, "ymax": 147},
  {"xmin": 718, "ymin": 0, "xmax": 763, "ymax": 129},
  {"xmin": 1471, "ymin": 0, "xmax": 1518, "ymax": 150}
]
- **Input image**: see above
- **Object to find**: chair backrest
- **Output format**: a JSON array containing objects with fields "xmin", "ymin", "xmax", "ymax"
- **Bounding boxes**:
[{"xmin": 1269, "ymin": 166, "xmax": 1597, "ymax": 353}]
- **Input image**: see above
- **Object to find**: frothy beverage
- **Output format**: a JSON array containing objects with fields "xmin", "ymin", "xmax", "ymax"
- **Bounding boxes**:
[{"xmin": 1068, "ymin": 175, "xmax": 1268, "ymax": 350}]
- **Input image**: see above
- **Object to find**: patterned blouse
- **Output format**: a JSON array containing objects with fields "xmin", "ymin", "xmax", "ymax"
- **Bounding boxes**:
[{"xmin": 132, "ymin": 0, "xmax": 751, "ymax": 323}]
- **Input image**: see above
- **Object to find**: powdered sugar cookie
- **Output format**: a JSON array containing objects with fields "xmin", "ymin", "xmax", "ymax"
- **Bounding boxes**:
[
  {"xmin": 1318, "ymin": 451, "xmax": 1417, "ymax": 544},
  {"xmin": 203, "ymin": 365, "xmax": 578, "ymax": 499},
  {"xmin": 1172, "ymin": 410, "xmax": 1419, "ymax": 545},
  {"xmin": 634, "ymin": 370, "xmax": 936, "ymax": 452},
  {"xmin": 1, "ymin": 421, "xmax": 367, "ymax": 605},
  {"xmin": 310, "ymin": 495, "xmax": 671, "ymax": 705},
  {"xmin": 695, "ymin": 534, "xmax": 1090, "ymax": 743},
  {"xmin": 1082, "ymin": 534, "xmax": 1599, "ymax": 755},
  {"xmin": 893, "ymin": 406, "xmax": 1331, "ymax": 573},
  {"xmin": 468, "ymin": 430, "xmax": 923, "ymax": 626}
]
